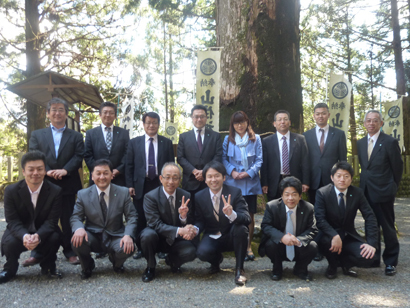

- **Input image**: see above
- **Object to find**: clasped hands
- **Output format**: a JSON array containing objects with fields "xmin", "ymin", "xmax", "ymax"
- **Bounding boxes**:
[
  {"xmin": 47, "ymin": 169, "xmax": 67, "ymax": 180},
  {"xmin": 231, "ymin": 170, "xmax": 249, "ymax": 180},
  {"xmin": 23, "ymin": 234, "xmax": 40, "ymax": 251},
  {"xmin": 192, "ymin": 169, "xmax": 204, "ymax": 181},
  {"xmin": 281, "ymin": 233, "xmax": 299, "ymax": 246}
]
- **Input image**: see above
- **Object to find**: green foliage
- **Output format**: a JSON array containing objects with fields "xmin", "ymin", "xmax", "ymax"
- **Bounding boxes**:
[{"xmin": 0, "ymin": 118, "xmax": 26, "ymax": 156}]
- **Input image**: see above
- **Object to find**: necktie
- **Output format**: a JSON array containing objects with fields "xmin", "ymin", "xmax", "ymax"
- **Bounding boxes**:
[
  {"xmin": 99, "ymin": 191, "xmax": 107, "ymax": 222},
  {"xmin": 339, "ymin": 192, "xmax": 346, "ymax": 218},
  {"xmin": 367, "ymin": 138, "xmax": 373, "ymax": 160},
  {"xmin": 286, "ymin": 210, "xmax": 295, "ymax": 261},
  {"xmin": 105, "ymin": 127, "xmax": 112, "ymax": 152},
  {"xmin": 148, "ymin": 137, "xmax": 156, "ymax": 180},
  {"xmin": 169, "ymin": 196, "xmax": 176, "ymax": 225},
  {"xmin": 197, "ymin": 129, "xmax": 203, "ymax": 153},
  {"xmin": 282, "ymin": 136, "xmax": 290, "ymax": 175},
  {"xmin": 319, "ymin": 128, "xmax": 325, "ymax": 154},
  {"xmin": 213, "ymin": 195, "xmax": 219, "ymax": 222}
]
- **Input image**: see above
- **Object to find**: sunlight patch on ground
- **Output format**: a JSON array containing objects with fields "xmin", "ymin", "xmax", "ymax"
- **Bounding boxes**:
[
  {"xmin": 229, "ymin": 287, "xmax": 255, "ymax": 295},
  {"xmin": 354, "ymin": 294, "xmax": 407, "ymax": 306}
]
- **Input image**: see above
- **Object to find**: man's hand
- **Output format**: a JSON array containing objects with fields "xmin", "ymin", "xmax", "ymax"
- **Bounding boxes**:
[
  {"xmin": 281, "ymin": 233, "xmax": 299, "ymax": 246},
  {"xmin": 120, "ymin": 235, "xmax": 134, "ymax": 254},
  {"xmin": 262, "ymin": 186, "xmax": 268, "ymax": 194},
  {"xmin": 112, "ymin": 169, "xmax": 120, "ymax": 178},
  {"xmin": 47, "ymin": 169, "xmax": 67, "ymax": 180},
  {"xmin": 231, "ymin": 170, "xmax": 240, "ymax": 180},
  {"xmin": 23, "ymin": 234, "xmax": 40, "ymax": 251},
  {"xmin": 238, "ymin": 172, "xmax": 250, "ymax": 180},
  {"xmin": 179, "ymin": 225, "xmax": 197, "ymax": 240},
  {"xmin": 193, "ymin": 169, "xmax": 204, "ymax": 181},
  {"xmin": 129, "ymin": 187, "xmax": 135, "ymax": 196},
  {"xmin": 302, "ymin": 184, "xmax": 309, "ymax": 193},
  {"xmin": 360, "ymin": 243, "xmax": 376, "ymax": 259},
  {"xmin": 71, "ymin": 228, "xmax": 88, "ymax": 248},
  {"xmin": 178, "ymin": 196, "xmax": 190, "ymax": 220},
  {"xmin": 330, "ymin": 234, "xmax": 342, "ymax": 254},
  {"xmin": 222, "ymin": 194, "xmax": 233, "ymax": 216}
]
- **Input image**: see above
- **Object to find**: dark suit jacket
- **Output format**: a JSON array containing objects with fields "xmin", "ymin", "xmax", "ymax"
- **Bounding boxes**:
[
  {"xmin": 1, "ymin": 180, "xmax": 62, "ymax": 254},
  {"xmin": 303, "ymin": 126, "xmax": 347, "ymax": 189},
  {"xmin": 177, "ymin": 128, "xmax": 222, "ymax": 191},
  {"xmin": 258, "ymin": 199, "xmax": 317, "ymax": 257},
  {"xmin": 144, "ymin": 187, "xmax": 192, "ymax": 246},
  {"xmin": 357, "ymin": 131, "xmax": 403, "ymax": 203},
  {"xmin": 70, "ymin": 184, "xmax": 137, "ymax": 239},
  {"xmin": 315, "ymin": 184, "xmax": 378, "ymax": 247},
  {"xmin": 84, "ymin": 125, "xmax": 130, "ymax": 186},
  {"xmin": 194, "ymin": 184, "xmax": 250, "ymax": 236},
  {"xmin": 29, "ymin": 127, "xmax": 84, "ymax": 195},
  {"xmin": 260, "ymin": 132, "xmax": 310, "ymax": 199},
  {"xmin": 125, "ymin": 134, "xmax": 174, "ymax": 200}
]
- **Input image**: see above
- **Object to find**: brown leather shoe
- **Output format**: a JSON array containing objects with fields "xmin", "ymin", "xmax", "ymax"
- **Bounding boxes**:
[
  {"xmin": 68, "ymin": 256, "xmax": 80, "ymax": 265},
  {"xmin": 22, "ymin": 257, "xmax": 40, "ymax": 267},
  {"xmin": 235, "ymin": 269, "xmax": 247, "ymax": 286}
]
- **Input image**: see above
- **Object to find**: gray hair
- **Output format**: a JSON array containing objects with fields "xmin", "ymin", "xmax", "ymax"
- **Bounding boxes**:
[
  {"xmin": 47, "ymin": 97, "xmax": 69, "ymax": 115},
  {"xmin": 364, "ymin": 110, "xmax": 383, "ymax": 123},
  {"xmin": 161, "ymin": 162, "xmax": 182, "ymax": 178}
]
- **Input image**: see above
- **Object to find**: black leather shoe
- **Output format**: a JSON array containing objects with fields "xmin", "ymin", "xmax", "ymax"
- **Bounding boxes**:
[
  {"xmin": 165, "ymin": 256, "xmax": 182, "ymax": 273},
  {"xmin": 294, "ymin": 270, "xmax": 312, "ymax": 281},
  {"xmin": 41, "ymin": 268, "xmax": 63, "ymax": 279},
  {"xmin": 342, "ymin": 267, "xmax": 358, "ymax": 278},
  {"xmin": 81, "ymin": 259, "xmax": 95, "ymax": 280},
  {"xmin": 208, "ymin": 255, "xmax": 223, "ymax": 274},
  {"xmin": 142, "ymin": 267, "xmax": 155, "ymax": 282},
  {"xmin": 325, "ymin": 266, "xmax": 337, "ymax": 279},
  {"xmin": 0, "ymin": 271, "xmax": 13, "ymax": 284},
  {"xmin": 113, "ymin": 266, "xmax": 125, "ymax": 274},
  {"xmin": 133, "ymin": 251, "xmax": 143, "ymax": 260},
  {"xmin": 313, "ymin": 253, "xmax": 324, "ymax": 262},
  {"xmin": 271, "ymin": 272, "xmax": 282, "ymax": 281},
  {"xmin": 235, "ymin": 269, "xmax": 247, "ymax": 286},
  {"xmin": 157, "ymin": 252, "xmax": 167, "ymax": 259},
  {"xmin": 385, "ymin": 265, "xmax": 397, "ymax": 276},
  {"xmin": 22, "ymin": 257, "xmax": 41, "ymax": 267},
  {"xmin": 95, "ymin": 252, "xmax": 107, "ymax": 259}
]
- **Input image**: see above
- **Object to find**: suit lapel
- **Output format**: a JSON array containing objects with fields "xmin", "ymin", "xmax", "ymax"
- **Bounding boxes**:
[
  {"xmin": 45, "ymin": 127, "xmax": 57, "ymax": 159},
  {"xmin": 272, "ymin": 134, "xmax": 280, "ymax": 160},
  {"xmin": 190, "ymin": 129, "xmax": 201, "ymax": 156},
  {"xmin": 98, "ymin": 126, "xmax": 109, "ymax": 155},
  {"xmin": 111, "ymin": 126, "xmax": 119, "ymax": 150},
  {"xmin": 201, "ymin": 129, "xmax": 211, "ymax": 155},
  {"xmin": 139, "ymin": 136, "xmax": 147, "ymax": 171},
  {"xmin": 34, "ymin": 181, "xmax": 49, "ymax": 218},
  {"xmin": 279, "ymin": 200, "xmax": 287, "ymax": 232},
  {"xmin": 369, "ymin": 132, "xmax": 384, "ymax": 163},
  {"xmin": 220, "ymin": 187, "xmax": 230, "ymax": 224},
  {"xmin": 157, "ymin": 135, "xmax": 164, "ymax": 169},
  {"xmin": 90, "ymin": 186, "xmax": 105, "ymax": 225},
  {"xmin": 295, "ymin": 203, "xmax": 304, "ymax": 236},
  {"xmin": 289, "ymin": 133, "xmax": 296, "ymax": 161},
  {"xmin": 159, "ymin": 187, "xmax": 174, "ymax": 224},
  {"xmin": 19, "ymin": 181, "xmax": 35, "ymax": 219},
  {"xmin": 322, "ymin": 127, "xmax": 335, "ymax": 156},
  {"xmin": 58, "ymin": 129, "xmax": 71, "ymax": 157},
  {"xmin": 107, "ymin": 184, "xmax": 118, "ymax": 221},
  {"xmin": 308, "ymin": 129, "xmax": 321, "ymax": 156}
]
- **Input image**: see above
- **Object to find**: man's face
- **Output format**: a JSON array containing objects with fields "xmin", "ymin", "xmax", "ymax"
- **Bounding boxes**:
[
  {"xmin": 281, "ymin": 186, "xmax": 301, "ymax": 210},
  {"xmin": 159, "ymin": 165, "xmax": 181, "ymax": 195},
  {"xmin": 23, "ymin": 160, "xmax": 46, "ymax": 187},
  {"xmin": 192, "ymin": 109, "xmax": 207, "ymax": 129},
  {"xmin": 205, "ymin": 167, "xmax": 225, "ymax": 193},
  {"xmin": 313, "ymin": 108, "xmax": 330, "ymax": 127},
  {"xmin": 273, "ymin": 113, "xmax": 291, "ymax": 135},
  {"xmin": 92, "ymin": 165, "xmax": 112, "ymax": 191},
  {"xmin": 100, "ymin": 106, "xmax": 116, "ymax": 127},
  {"xmin": 47, "ymin": 103, "xmax": 67, "ymax": 128},
  {"xmin": 143, "ymin": 116, "xmax": 159, "ymax": 137},
  {"xmin": 364, "ymin": 112, "xmax": 383, "ymax": 136},
  {"xmin": 331, "ymin": 169, "xmax": 352, "ymax": 191}
]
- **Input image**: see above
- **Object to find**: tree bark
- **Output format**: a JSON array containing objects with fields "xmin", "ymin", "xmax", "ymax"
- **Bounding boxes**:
[
  {"xmin": 217, "ymin": 0, "xmax": 303, "ymax": 134},
  {"xmin": 25, "ymin": 0, "xmax": 46, "ymax": 149}
]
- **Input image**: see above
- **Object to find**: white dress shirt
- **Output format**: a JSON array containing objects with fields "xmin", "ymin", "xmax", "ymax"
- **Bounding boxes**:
[
  {"xmin": 193, "ymin": 126, "xmax": 205, "ymax": 143},
  {"xmin": 28, "ymin": 181, "xmax": 44, "ymax": 209},
  {"xmin": 367, "ymin": 130, "xmax": 381, "ymax": 150},
  {"xmin": 145, "ymin": 133, "xmax": 159, "ymax": 177},
  {"xmin": 276, "ymin": 131, "xmax": 291, "ymax": 174},
  {"xmin": 316, "ymin": 124, "xmax": 329, "ymax": 146},
  {"xmin": 50, "ymin": 124, "xmax": 66, "ymax": 158},
  {"xmin": 96, "ymin": 184, "xmax": 111, "ymax": 208}
]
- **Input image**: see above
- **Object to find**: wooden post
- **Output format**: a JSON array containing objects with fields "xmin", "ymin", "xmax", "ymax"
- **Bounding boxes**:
[
  {"xmin": 353, "ymin": 155, "xmax": 359, "ymax": 176},
  {"xmin": 18, "ymin": 152, "xmax": 24, "ymax": 180},
  {"xmin": 405, "ymin": 155, "xmax": 410, "ymax": 175},
  {"xmin": 7, "ymin": 156, "xmax": 12, "ymax": 182},
  {"xmin": 0, "ymin": 151, "xmax": 3, "ymax": 181}
]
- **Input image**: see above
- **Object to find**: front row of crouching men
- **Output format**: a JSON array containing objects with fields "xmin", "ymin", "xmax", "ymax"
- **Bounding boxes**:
[{"xmin": 0, "ymin": 152, "xmax": 379, "ymax": 285}]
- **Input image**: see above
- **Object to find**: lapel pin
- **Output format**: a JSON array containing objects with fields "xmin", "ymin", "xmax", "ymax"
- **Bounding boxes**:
[
  {"xmin": 379, "ymin": 144, "xmax": 382, "ymax": 146},
  {"xmin": 114, "ymin": 194, "xmax": 117, "ymax": 197},
  {"xmin": 294, "ymin": 139, "xmax": 296, "ymax": 141},
  {"xmin": 301, "ymin": 212, "xmax": 303, "ymax": 214},
  {"xmin": 350, "ymin": 194, "xmax": 352, "ymax": 197},
  {"xmin": 207, "ymin": 134, "xmax": 210, "ymax": 136}
]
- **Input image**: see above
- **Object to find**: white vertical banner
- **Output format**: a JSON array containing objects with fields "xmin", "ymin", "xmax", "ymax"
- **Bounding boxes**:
[
  {"xmin": 196, "ymin": 49, "xmax": 221, "ymax": 132},
  {"xmin": 383, "ymin": 97, "xmax": 404, "ymax": 152},
  {"xmin": 165, "ymin": 121, "xmax": 178, "ymax": 144},
  {"xmin": 119, "ymin": 96, "xmax": 135, "ymax": 138},
  {"xmin": 328, "ymin": 72, "xmax": 352, "ymax": 138}
]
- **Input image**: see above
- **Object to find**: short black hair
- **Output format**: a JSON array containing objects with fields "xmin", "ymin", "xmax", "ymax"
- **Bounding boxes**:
[
  {"xmin": 202, "ymin": 160, "xmax": 227, "ymax": 178},
  {"xmin": 142, "ymin": 112, "xmax": 160, "ymax": 125},
  {"xmin": 99, "ymin": 101, "xmax": 117, "ymax": 115},
  {"xmin": 314, "ymin": 103, "xmax": 329, "ymax": 112},
  {"xmin": 331, "ymin": 161, "xmax": 354, "ymax": 178},
  {"xmin": 93, "ymin": 159, "xmax": 113, "ymax": 172},
  {"xmin": 273, "ymin": 110, "xmax": 290, "ymax": 121},
  {"xmin": 191, "ymin": 105, "xmax": 208, "ymax": 116},
  {"xmin": 279, "ymin": 176, "xmax": 302, "ymax": 196},
  {"xmin": 22, "ymin": 151, "xmax": 46, "ymax": 169},
  {"xmin": 47, "ymin": 97, "xmax": 69, "ymax": 114}
]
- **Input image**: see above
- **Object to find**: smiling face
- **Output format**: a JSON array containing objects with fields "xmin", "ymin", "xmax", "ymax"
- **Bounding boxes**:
[
  {"xmin": 159, "ymin": 165, "xmax": 181, "ymax": 195},
  {"xmin": 205, "ymin": 167, "xmax": 225, "ymax": 194},
  {"xmin": 233, "ymin": 121, "xmax": 248, "ymax": 137},
  {"xmin": 191, "ymin": 109, "xmax": 207, "ymax": 130},
  {"xmin": 23, "ymin": 160, "xmax": 46, "ymax": 189},
  {"xmin": 47, "ymin": 103, "xmax": 67, "ymax": 128},
  {"xmin": 314, "ymin": 107, "xmax": 330, "ymax": 128},
  {"xmin": 331, "ymin": 169, "xmax": 352, "ymax": 191},
  {"xmin": 143, "ymin": 116, "xmax": 159, "ymax": 137},
  {"xmin": 281, "ymin": 186, "xmax": 301, "ymax": 210},
  {"xmin": 273, "ymin": 113, "xmax": 291, "ymax": 135},
  {"xmin": 364, "ymin": 112, "xmax": 383, "ymax": 137},
  {"xmin": 100, "ymin": 106, "xmax": 116, "ymax": 127},
  {"xmin": 92, "ymin": 164, "xmax": 112, "ymax": 191}
]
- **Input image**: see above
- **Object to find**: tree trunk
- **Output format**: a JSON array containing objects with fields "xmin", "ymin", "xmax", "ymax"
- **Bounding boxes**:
[
  {"xmin": 25, "ymin": 0, "xmax": 45, "ymax": 149},
  {"xmin": 390, "ymin": 0, "xmax": 408, "ymax": 152},
  {"xmin": 217, "ymin": 0, "xmax": 303, "ymax": 134}
]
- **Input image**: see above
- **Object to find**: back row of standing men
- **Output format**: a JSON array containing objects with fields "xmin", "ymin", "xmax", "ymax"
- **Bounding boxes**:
[{"xmin": 0, "ymin": 97, "xmax": 402, "ymax": 285}]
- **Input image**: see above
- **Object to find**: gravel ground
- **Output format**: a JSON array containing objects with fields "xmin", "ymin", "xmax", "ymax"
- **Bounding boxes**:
[{"xmin": 0, "ymin": 198, "xmax": 409, "ymax": 308}]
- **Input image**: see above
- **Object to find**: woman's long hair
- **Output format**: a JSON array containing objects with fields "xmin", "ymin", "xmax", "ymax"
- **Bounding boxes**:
[{"xmin": 228, "ymin": 111, "xmax": 256, "ymax": 145}]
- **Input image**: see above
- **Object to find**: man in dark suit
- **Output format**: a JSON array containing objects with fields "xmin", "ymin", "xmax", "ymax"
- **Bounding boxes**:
[
  {"xmin": 70, "ymin": 159, "xmax": 137, "ymax": 279},
  {"xmin": 177, "ymin": 105, "xmax": 223, "ymax": 209},
  {"xmin": 357, "ymin": 110, "xmax": 403, "ymax": 276},
  {"xmin": 139, "ymin": 162, "xmax": 197, "ymax": 282},
  {"xmin": 315, "ymin": 161, "xmax": 379, "ymax": 279},
  {"xmin": 28, "ymin": 97, "xmax": 83, "ymax": 266},
  {"xmin": 259, "ymin": 177, "xmax": 318, "ymax": 281},
  {"xmin": 303, "ymin": 103, "xmax": 347, "ymax": 204},
  {"xmin": 126, "ymin": 112, "xmax": 174, "ymax": 259},
  {"xmin": 0, "ymin": 151, "xmax": 63, "ymax": 283},
  {"xmin": 193, "ymin": 161, "xmax": 250, "ymax": 286},
  {"xmin": 84, "ymin": 101, "xmax": 129, "ymax": 187},
  {"xmin": 261, "ymin": 110, "xmax": 310, "ymax": 201}
]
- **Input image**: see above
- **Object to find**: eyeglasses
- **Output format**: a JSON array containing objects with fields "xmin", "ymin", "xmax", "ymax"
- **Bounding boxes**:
[
  {"xmin": 192, "ymin": 115, "xmax": 206, "ymax": 120},
  {"xmin": 102, "ymin": 111, "xmax": 115, "ymax": 116},
  {"xmin": 161, "ymin": 176, "xmax": 180, "ymax": 182},
  {"xmin": 145, "ymin": 122, "xmax": 159, "ymax": 126},
  {"xmin": 50, "ymin": 108, "xmax": 66, "ymax": 114}
]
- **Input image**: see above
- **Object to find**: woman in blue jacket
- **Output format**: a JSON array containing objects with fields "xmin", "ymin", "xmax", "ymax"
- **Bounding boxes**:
[{"xmin": 223, "ymin": 111, "xmax": 263, "ymax": 261}]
